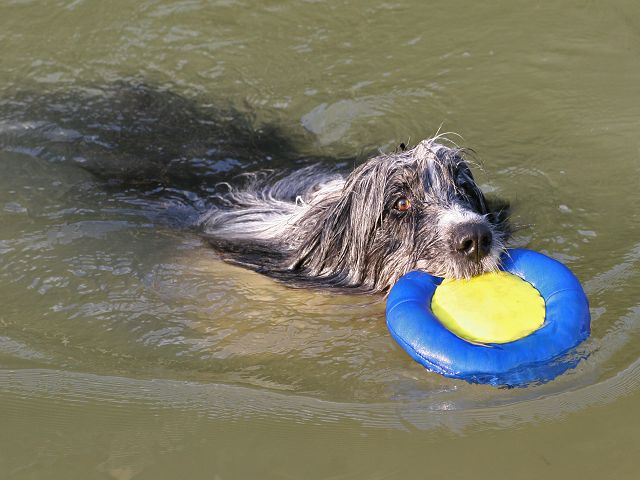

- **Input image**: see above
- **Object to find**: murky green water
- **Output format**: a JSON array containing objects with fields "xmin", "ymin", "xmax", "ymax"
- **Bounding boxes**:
[{"xmin": 1, "ymin": 0, "xmax": 640, "ymax": 478}]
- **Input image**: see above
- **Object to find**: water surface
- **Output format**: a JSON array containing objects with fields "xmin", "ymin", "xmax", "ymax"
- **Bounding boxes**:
[{"xmin": 1, "ymin": 1, "xmax": 640, "ymax": 478}]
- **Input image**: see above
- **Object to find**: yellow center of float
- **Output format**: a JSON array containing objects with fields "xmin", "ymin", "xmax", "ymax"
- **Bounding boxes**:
[{"xmin": 431, "ymin": 271, "xmax": 546, "ymax": 344}]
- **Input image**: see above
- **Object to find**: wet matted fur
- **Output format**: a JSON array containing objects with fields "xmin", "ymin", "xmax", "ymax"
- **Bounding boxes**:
[{"xmin": 201, "ymin": 138, "xmax": 510, "ymax": 294}]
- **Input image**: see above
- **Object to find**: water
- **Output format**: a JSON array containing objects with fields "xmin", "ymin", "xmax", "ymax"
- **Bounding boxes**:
[{"xmin": 1, "ymin": 1, "xmax": 640, "ymax": 478}]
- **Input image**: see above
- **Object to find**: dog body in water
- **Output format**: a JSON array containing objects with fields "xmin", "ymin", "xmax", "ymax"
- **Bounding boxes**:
[{"xmin": 202, "ymin": 138, "xmax": 510, "ymax": 293}]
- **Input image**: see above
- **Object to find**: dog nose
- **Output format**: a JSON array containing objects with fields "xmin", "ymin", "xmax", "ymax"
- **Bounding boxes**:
[{"xmin": 451, "ymin": 223, "xmax": 492, "ymax": 262}]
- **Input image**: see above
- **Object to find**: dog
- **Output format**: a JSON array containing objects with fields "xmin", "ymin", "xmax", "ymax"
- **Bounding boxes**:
[{"xmin": 200, "ymin": 137, "xmax": 510, "ymax": 294}]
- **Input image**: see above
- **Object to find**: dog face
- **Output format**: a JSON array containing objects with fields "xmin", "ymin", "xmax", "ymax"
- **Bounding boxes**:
[
  {"xmin": 292, "ymin": 140, "xmax": 510, "ymax": 292},
  {"xmin": 385, "ymin": 141, "xmax": 508, "ymax": 280}
]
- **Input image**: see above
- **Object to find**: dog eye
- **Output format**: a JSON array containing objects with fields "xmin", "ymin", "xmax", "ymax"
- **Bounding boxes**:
[{"xmin": 394, "ymin": 197, "xmax": 411, "ymax": 212}]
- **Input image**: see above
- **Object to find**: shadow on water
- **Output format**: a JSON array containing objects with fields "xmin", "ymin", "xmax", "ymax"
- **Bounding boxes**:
[{"xmin": 0, "ymin": 82, "xmax": 355, "ymax": 208}]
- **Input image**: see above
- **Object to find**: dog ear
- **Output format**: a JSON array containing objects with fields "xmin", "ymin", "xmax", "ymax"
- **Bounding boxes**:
[{"xmin": 290, "ymin": 163, "xmax": 388, "ymax": 286}]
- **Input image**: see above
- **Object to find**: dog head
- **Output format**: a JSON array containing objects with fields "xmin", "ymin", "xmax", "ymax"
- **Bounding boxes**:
[{"xmin": 292, "ymin": 138, "xmax": 510, "ymax": 292}]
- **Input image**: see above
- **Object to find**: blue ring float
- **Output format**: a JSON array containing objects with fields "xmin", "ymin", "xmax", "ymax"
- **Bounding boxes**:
[{"xmin": 386, "ymin": 249, "xmax": 591, "ymax": 386}]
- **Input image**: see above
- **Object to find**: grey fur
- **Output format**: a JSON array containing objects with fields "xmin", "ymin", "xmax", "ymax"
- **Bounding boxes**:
[{"xmin": 201, "ymin": 138, "xmax": 510, "ymax": 293}]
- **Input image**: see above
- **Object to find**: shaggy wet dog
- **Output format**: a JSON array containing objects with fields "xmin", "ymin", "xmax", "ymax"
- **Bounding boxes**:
[{"xmin": 201, "ymin": 138, "xmax": 510, "ymax": 293}]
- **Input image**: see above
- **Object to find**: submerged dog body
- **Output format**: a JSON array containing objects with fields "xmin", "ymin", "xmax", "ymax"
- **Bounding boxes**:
[{"xmin": 201, "ymin": 138, "xmax": 510, "ymax": 293}]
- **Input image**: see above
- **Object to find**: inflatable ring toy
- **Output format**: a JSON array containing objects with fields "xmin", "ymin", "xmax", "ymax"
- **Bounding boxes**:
[{"xmin": 386, "ymin": 249, "xmax": 591, "ymax": 386}]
